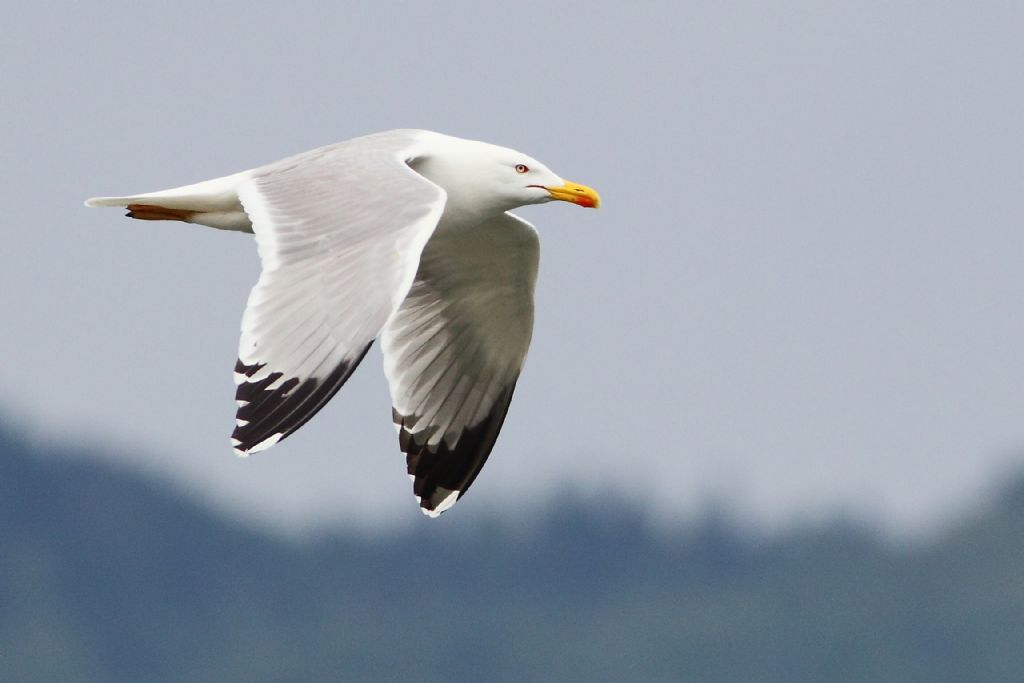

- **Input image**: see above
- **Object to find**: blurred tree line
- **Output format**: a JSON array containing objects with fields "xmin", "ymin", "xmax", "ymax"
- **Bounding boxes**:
[{"xmin": 2, "ymin": 426, "xmax": 1023, "ymax": 682}]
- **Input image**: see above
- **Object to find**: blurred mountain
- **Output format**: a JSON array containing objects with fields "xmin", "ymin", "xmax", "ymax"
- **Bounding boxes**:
[{"xmin": 2, "ymin": 423, "xmax": 1024, "ymax": 682}]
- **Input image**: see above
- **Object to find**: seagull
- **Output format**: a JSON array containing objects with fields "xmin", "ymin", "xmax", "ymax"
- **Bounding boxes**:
[{"xmin": 85, "ymin": 129, "xmax": 600, "ymax": 516}]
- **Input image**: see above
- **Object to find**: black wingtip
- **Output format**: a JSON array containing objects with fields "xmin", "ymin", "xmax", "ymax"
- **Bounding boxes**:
[
  {"xmin": 230, "ymin": 343, "xmax": 373, "ymax": 453},
  {"xmin": 397, "ymin": 382, "xmax": 517, "ymax": 516}
]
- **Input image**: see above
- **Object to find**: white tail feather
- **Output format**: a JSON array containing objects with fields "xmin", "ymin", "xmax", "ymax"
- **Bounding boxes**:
[
  {"xmin": 85, "ymin": 170, "xmax": 249, "ymax": 209},
  {"xmin": 85, "ymin": 170, "xmax": 253, "ymax": 232}
]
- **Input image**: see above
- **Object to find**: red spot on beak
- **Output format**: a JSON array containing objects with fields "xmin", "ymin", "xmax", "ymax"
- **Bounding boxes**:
[{"xmin": 574, "ymin": 195, "xmax": 596, "ymax": 208}]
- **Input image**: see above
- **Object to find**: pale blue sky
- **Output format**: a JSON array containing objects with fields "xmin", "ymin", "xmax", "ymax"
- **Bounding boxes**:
[{"xmin": 4, "ymin": 2, "xmax": 1024, "ymax": 535}]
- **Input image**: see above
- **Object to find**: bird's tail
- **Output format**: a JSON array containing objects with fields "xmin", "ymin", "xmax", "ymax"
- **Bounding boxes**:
[{"xmin": 85, "ymin": 171, "xmax": 253, "ymax": 232}]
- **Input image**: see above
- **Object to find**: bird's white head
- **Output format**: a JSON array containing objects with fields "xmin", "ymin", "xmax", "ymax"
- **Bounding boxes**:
[{"xmin": 414, "ymin": 134, "xmax": 601, "ymax": 216}]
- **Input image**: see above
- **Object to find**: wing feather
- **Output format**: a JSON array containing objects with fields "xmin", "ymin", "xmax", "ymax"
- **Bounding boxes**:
[
  {"xmin": 231, "ymin": 131, "xmax": 447, "ymax": 454},
  {"xmin": 381, "ymin": 212, "xmax": 540, "ymax": 515}
]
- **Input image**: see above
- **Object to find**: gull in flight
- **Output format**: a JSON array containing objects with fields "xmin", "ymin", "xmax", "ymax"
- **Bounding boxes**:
[{"xmin": 86, "ymin": 129, "xmax": 600, "ymax": 516}]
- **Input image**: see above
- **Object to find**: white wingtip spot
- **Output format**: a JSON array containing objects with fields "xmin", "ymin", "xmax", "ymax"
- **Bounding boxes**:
[
  {"xmin": 433, "ymin": 488, "xmax": 460, "ymax": 514},
  {"xmin": 418, "ymin": 487, "xmax": 460, "ymax": 518},
  {"xmin": 230, "ymin": 437, "xmax": 249, "ymax": 458},
  {"xmin": 249, "ymin": 432, "xmax": 283, "ymax": 453},
  {"xmin": 235, "ymin": 418, "xmax": 249, "ymax": 427}
]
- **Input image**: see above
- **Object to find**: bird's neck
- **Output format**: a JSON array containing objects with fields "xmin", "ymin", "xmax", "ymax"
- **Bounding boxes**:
[{"xmin": 436, "ymin": 197, "xmax": 510, "ymax": 231}]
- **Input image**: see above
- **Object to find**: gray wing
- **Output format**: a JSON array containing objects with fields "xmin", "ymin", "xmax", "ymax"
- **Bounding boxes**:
[
  {"xmin": 232, "ymin": 131, "xmax": 447, "ymax": 454},
  {"xmin": 381, "ymin": 212, "xmax": 540, "ymax": 516}
]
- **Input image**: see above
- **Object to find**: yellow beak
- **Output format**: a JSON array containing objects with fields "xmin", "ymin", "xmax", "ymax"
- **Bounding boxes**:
[{"xmin": 546, "ymin": 181, "xmax": 601, "ymax": 208}]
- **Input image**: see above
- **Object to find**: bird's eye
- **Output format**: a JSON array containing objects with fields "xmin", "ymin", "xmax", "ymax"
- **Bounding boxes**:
[{"xmin": 514, "ymin": 164, "xmax": 530, "ymax": 174}]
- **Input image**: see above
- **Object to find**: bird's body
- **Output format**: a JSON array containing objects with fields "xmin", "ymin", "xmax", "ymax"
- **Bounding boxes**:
[{"xmin": 86, "ymin": 129, "xmax": 599, "ymax": 516}]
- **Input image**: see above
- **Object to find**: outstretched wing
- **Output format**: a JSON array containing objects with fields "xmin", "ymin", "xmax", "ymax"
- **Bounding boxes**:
[
  {"xmin": 232, "ymin": 131, "xmax": 447, "ymax": 454},
  {"xmin": 381, "ymin": 212, "xmax": 540, "ymax": 516}
]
